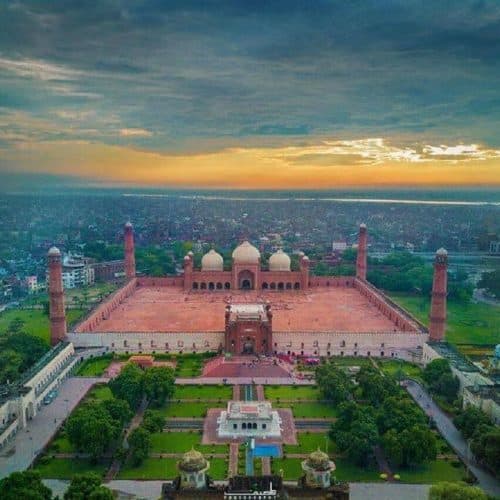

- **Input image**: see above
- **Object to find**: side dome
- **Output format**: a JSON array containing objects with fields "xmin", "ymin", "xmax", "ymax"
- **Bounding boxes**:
[
  {"xmin": 48, "ymin": 246, "xmax": 61, "ymax": 257},
  {"xmin": 269, "ymin": 249, "xmax": 291, "ymax": 271},
  {"xmin": 232, "ymin": 241, "xmax": 260, "ymax": 264},
  {"xmin": 201, "ymin": 249, "xmax": 223, "ymax": 271},
  {"xmin": 178, "ymin": 448, "xmax": 207, "ymax": 472}
]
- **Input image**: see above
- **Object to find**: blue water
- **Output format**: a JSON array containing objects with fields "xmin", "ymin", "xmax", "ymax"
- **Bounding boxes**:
[{"xmin": 253, "ymin": 444, "xmax": 281, "ymax": 458}]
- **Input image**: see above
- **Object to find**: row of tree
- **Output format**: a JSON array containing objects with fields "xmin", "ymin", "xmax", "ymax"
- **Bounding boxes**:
[
  {"xmin": 422, "ymin": 359, "xmax": 460, "ymax": 405},
  {"xmin": 0, "ymin": 470, "xmax": 113, "ymax": 500},
  {"xmin": 454, "ymin": 405, "xmax": 500, "ymax": 476},
  {"xmin": 316, "ymin": 363, "xmax": 438, "ymax": 469}
]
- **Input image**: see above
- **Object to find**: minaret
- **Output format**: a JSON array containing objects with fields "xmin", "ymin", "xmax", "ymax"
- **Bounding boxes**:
[
  {"xmin": 124, "ymin": 221, "xmax": 136, "ymax": 279},
  {"xmin": 429, "ymin": 248, "xmax": 448, "ymax": 342},
  {"xmin": 183, "ymin": 251, "xmax": 194, "ymax": 291},
  {"xmin": 299, "ymin": 252, "xmax": 310, "ymax": 290},
  {"xmin": 48, "ymin": 247, "xmax": 66, "ymax": 346},
  {"xmin": 356, "ymin": 223, "xmax": 367, "ymax": 280}
]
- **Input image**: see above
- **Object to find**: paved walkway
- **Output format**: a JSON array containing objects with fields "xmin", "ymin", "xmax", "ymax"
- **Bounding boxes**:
[
  {"xmin": 404, "ymin": 379, "xmax": 500, "ymax": 497},
  {"xmin": 176, "ymin": 377, "xmax": 315, "ymax": 385},
  {"xmin": 0, "ymin": 377, "xmax": 101, "ymax": 480},
  {"xmin": 43, "ymin": 479, "xmax": 432, "ymax": 500},
  {"xmin": 229, "ymin": 443, "xmax": 239, "ymax": 477}
]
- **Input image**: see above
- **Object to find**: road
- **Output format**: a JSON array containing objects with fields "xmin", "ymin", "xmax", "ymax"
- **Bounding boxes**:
[
  {"xmin": 404, "ymin": 379, "xmax": 500, "ymax": 498},
  {"xmin": 0, "ymin": 377, "xmax": 101, "ymax": 480}
]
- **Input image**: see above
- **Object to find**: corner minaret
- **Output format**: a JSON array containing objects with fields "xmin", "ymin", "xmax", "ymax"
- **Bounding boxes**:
[
  {"xmin": 48, "ymin": 246, "xmax": 66, "ymax": 346},
  {"xmin": 356, "ymin": 223, "xmax": 367, "ymax": 280},
  {"xmin": 429, "ymin": 248, "xmax": 448, "ymax": 342},
  {"xmin": 124, "ymin": 221, "xmax": 136, "ymax": 279}
]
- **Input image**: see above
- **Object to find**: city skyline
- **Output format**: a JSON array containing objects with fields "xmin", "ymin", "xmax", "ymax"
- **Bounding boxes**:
[{"xmin": 1, "ymin": 1, "xmax": 499, "ymax": 188}]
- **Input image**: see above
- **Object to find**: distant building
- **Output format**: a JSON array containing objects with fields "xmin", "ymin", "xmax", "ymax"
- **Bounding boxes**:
[
  {"xmin": 46, "ymin": 253, "xmax": 95, "ymax": 289},
  {"xmin": 91, "ymin": 260, "xmax": 125, "ymax": 282},
  {"xmin": 489, "ymin": 241, "xmax": 500, "ymax": 255},
  {"xmin": 332, "ymin": 240, "xmax": 347, "ymax": 252},
  {"xmin": 24, "ymin": 276, "xmax": 45, "ymax": 294}
]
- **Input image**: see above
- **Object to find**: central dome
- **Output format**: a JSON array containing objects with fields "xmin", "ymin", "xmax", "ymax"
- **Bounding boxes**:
[
  {"xmin": 269, "ymin": 249, "xmax": 291, "ymax": 271},
  {"xmin": 232, "ymin": 241, "xmax": 260, "ymax": 264},
  {"xmin": 201, "ymin": 249, "xmax": 223, "ymax": 271}
]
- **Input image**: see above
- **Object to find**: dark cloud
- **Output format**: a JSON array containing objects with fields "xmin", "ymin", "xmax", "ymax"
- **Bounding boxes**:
[{"xmin": 0, "ymin": 0, "xmax": 499, "ymax": 152}]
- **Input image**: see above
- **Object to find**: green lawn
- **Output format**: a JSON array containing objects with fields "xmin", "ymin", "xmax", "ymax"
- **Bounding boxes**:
[
  {"xmin": 158, "ymin": 402, "xmax": 224, "ymax": 418},
  {"xmin": 118, "ymin": 458, "xmax": 178, "ymax": 479},
  {"xmin": 174, "ymin": 384, "xmax": 232, "ymax": 400},
  {"xmin": 75, "ymin": 355, "xmax": 113, "ymax": 377},
  {"xmin": 208, "ymin": 458, "xmax": 229, "ymax": 480},
  {"xmin": 271, "ymin": 458, "xmax": 304, "ymax": 480},
  {"xmin": 283, "ymin": 432, "xmax": 335, "ymax": 454},
  {"xmin": 378, "ymin": 360, "xmax": 424, "ymax": 382},
  {"xmin": 0, "ymin": 308, "xmax": 85, "ymax": 343},
  {"xmin": 150, "ymin": 432, "xmax": 228, "ymax": 454},
  {"xmin": 86, "ymin": 384, "xmax": 113, "ymax": 401},
  {"xmin": 174, "ymin": 355, "xmax": 206, "ymax": 377},
  {"xmin": 333, "ymin": 458, "xmax": 382, "ymax": 482},
  {"xmin": 277, "ymin": 401, "xmax": 337, "ymax": 418},
  {"xmin": 389, "ymin": 292, "xmax": 500, "ymax": 345},
  {"xmin": 329, "ymin": 357, "xmax": 371, "ymax": 367},
  {"xmin": 34, "ymin": 458, "xmax": 108, "ymax": 479},
  {"xmin": 264, "ymin": 385, "xmax": 320, "ymax": 401},
  {"xmin": 394, "ymin": 459, "xmax": 467, "ymax": 484},
  {"xmin": 47, "ymin": 434, "xmax": 75, "ymax": 454}
]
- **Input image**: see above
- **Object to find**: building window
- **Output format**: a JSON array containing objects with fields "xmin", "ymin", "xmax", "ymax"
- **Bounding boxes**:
[
  {"xmin": 262, "ymin": 423, "xmax": 267, "ymax": 429},
  {"xmin": 340, "ymin": 351, "xmax": 344, "ymax": 356},
  {"xmin": 233, "ymin": 423, "xmax": 237, "ymax": 429},
  {"xmin": 380, "ymin": 351, "xmax": 385, "ymax": 357}
]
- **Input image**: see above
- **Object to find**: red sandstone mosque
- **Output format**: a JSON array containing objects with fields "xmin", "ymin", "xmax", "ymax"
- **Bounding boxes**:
[{"xmin": 47, "ymin": 223, "xmax": 449, "ymax": 360}]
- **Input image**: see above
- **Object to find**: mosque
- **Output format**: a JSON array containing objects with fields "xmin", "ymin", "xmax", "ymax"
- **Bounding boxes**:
[{"xmin": 47, "ymin": 222, "xmax": 448, "ymax": 361}]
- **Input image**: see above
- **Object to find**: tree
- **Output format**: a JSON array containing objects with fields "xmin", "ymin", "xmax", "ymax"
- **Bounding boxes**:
[
  {"xmin": 64, "ymin": 473, "xmax": 113, "ymax": 500},
  {"xmin": 0, "ymin": 470, "xmax": 53, "ymax": 500},
  {"xmin": 471, "ymin": 426, "xmax": 500, "ymax": 475},
  {"xmin": 142, "ymin": 409, "xmax": 166, "ymax": 433},
  {"xmin": 315, "ymin": 363, "xmax": 353, "ymax": 404},
  {"xmin": 330, "ymin": 402, "xmax": 379, "ymax": 466},
  {"xmin": 0, "ymin": 349, "xmax": 23, "ymax": 384},
  {"xmin": 6, "ymin": 317, "xmax": 25, "ymax": 335},
  {"xmin": 102, "ymin": 398, "xmax": 133, "ymax": 427},
  {"xmin": 429, "ymin": 482, "xmax": 487, "ymax": 500},
  {"xmin": 377, "ymin": 396, "xmax": 426, "ymax": 434},
  {"xmin": 4, "ymin": 333, "xmax": 49, "ymax": 370},
  {"xmin": 143, "ymin": 366, "xmax": 175, "ymax": 407},
  {"xmin": 383, "ymin": 425, "xmax": 437, "ymax": 467},
  {"xmin": 356, "ymin": 366, "xmax": 399, "ymax": 406},
  {"xmin": 128, "ymin": 426, "xmax": 151, "ymax": 466},
  {"xmin": 66, "ymin": 402, "xmax": 121, "ymax": 461},
  {"xmin": 478, "ymin": 269, "xmax": 500, "ymax": 298},
  {"xmin": 109, "ymin": 363, "xmax": 144, "ymax": 409},
  {"xmin": 423, "ymin": 359, "xmax": 459, "ymax": 403},
  {"xmin": 454, "ymin": 406, "xmax": 491, "ymax": 439}
]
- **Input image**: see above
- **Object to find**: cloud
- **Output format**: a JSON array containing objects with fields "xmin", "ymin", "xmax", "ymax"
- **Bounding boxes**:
[
  {"xmin": 0, "ymin": 57, "xmax": 82, "ymax": 81},
  {"xmin": 119, "ymin": 128, "xmax": 153, "ymax": 137}
]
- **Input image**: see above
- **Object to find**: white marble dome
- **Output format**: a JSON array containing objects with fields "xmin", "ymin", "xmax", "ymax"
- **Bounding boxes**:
[
  {"xmin": 201, "ymin": 249, "xmax": 223, "ymax": 271},
  {"xmin": 232, "ymin": 240, "xmax": 260, "ymax": 264},
  {"xmin": 269, "ymin": 249, "xmax": 291, "ymax": 271},
  {"xmin": 47, "ymin": 246, "xmax": 61, "ymax": 256}
]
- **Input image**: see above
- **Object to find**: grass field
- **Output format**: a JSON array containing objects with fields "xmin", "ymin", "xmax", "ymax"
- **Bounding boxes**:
[
  {"xmin": 378, "ymin": 360, "xmax": 424, "ymax": 382},
  {"xmin": 270, "ymin": 458, "xmax": 304, "ymax": 480},
  {"xmin": 0, "ymin": 308, "xmax": 85, "ymax": 343},
  {"xmin": 333, "ymin": 458, "xmax": 382, "ymax": 482},
  {"xmin": 264, "ymin": 385, "xmax": 320, "ymax": 401},
  {"xmin": 158, "ymin": 402, "xmax": 224, "ymax": 418},
  {"xmin": 150, "ymin": 432, "xmax": 228, "ymax": 454},
  {"xmin": 47, "ymin": 434, "xmax": 75, "ymax": 454},
  {"xmin": 86, "ymin": 384, "xmax": 113, "ymax": 401},
  {"xmin": 283, "ymin": 432, "xmax": 335, "ymax": 454},
  {"xmin": 394, "ymin": 459, "xmax": 467, "ymax": 484},
  {"xmin": 75, "ymin": 355, "xmax": 114, "ymax": 377},
  {"xmin": 276, "ymin": 401, "xmax": 337, "ymax": 418},
  {"xmin": 173, "ymin": 384, "xmax": 232, "ymax": 400},
  {"xmin": 34, "ymin": 458, "xmax": 109, "ymax": 479},
  {"xmin": 207, "ymin": 458, "xmax": 229, "ymax": 480},
  {"xmin": 389, "ymin": 292, "xmax": 500, "ymax": 345},
  {"xmin": 118, "ymin": 457, "xmax": 178, "ymax": 479}
]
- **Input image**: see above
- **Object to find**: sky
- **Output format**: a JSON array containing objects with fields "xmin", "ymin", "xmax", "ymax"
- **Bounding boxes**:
[{"xmin": 0, "ymin": 0, "xmax": 499, "ymax": 189}]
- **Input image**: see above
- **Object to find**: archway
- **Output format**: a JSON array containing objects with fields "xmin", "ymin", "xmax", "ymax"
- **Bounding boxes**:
[
  {"xmin": 242, "ymin": 337, "xmax": 255, "ymax": 354},
  {"xmin": 262, "ymin": 282, "xmax": 269, "ymax": 289},
  {"xmin": 238, "ymin": 270, "xmax": 255, "ymax": 290}
]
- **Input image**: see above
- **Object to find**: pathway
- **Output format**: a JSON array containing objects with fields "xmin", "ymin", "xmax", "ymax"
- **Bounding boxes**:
[
  {"xmin": 176, "ymin": 377, "xmax": 315, "ymax": 385},
  {"xmin": 232, "ymin": 385, "xmax": 240, "ymax": 401},
  {"xmin": 261, "ymin": 457, "xmax": 271, "ymax": 475},
  {"xmin": 0, "ymin": 377, "xmax": 101, "ymax": 480},
  {"xmin": 404, "ymin": 379, "xmax": 500, "ymax": 497},
  {"xmin": 229, "ymin": 443, "xmax": 239, "ymax": 477},
  {"xmin": 256, "ymin": 385, "xmax": 265, "ymax": 401}
]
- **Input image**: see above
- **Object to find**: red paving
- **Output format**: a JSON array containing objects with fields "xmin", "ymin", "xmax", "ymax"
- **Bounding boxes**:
[
  {"xmin": 97, "ymin": 286, "xmax": 399, "ymax": 333},
  {"xmin": 202, "ymin": 408, "xmax": 296, "ymax": 445},
  {"xmin": 203, "ymin": 357, "xmax": 291, "ymax": 378}
]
